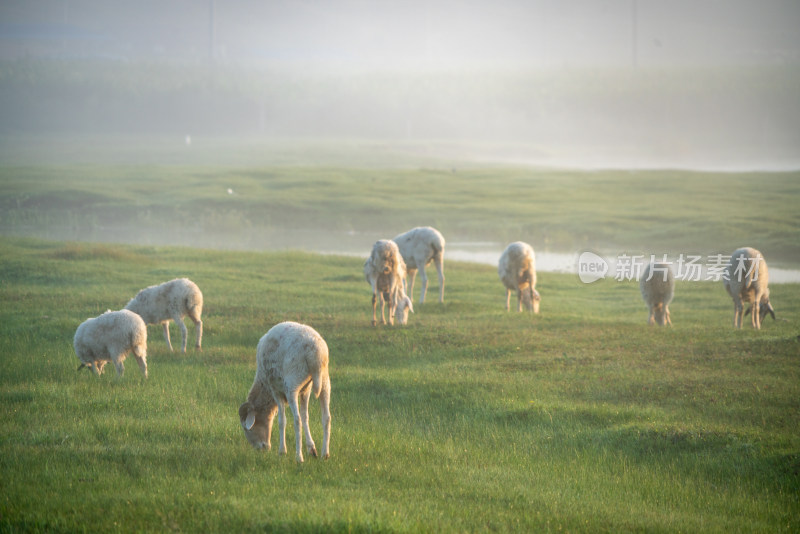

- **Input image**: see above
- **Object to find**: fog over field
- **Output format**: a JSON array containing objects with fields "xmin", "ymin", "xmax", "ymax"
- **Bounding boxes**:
[{"xmin": 1, "ymin": 0, "xmax": 799, "ymax": 169}]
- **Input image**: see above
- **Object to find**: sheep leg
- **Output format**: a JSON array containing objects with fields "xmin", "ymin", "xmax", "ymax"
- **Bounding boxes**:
[
  {"xmin": 647, "ymin": 306, "xmax": 655, "ymax": 325},
  {"xmin": 434, "ymin": 253, "xmax": 445, "ymax": 303},
  {"xmin": 407, "ymin": 269, "xmax": 417, "ymax": 302},
  {"xmin": 134, "ymin": 353, "xmax": 148, "ymax": 379},
  {"xmin": 319, "ymin": 376, "xmax": 331, "ymax": 459},
  {"xmin": 174, "ymin": 314, "xmax": 189, "ymax": 353},
  {"xmin": 505, "ymin": 289, "xmax": 512, "ymax": 311},
  {"xmin": 733, "ymin": 298, "xmax": 743, "ymax": 329},
  {"xmin": 288, "ymin": 392, "xmax": 305, "ymax": 462},
  {"xmin": 752, "ymin": 292, "xmax": 762, "ymax": 329},
  {"xmin": 380, "ymin": 293, "xmax": 387, "ymax": 325},
  {"xmin": 277, "ymin": 401, "xmax": 288, "ymax": 455},
  {"xmin": 187, "ymin": 308, "xmax": 203, "ymax": 351},
  {"xmin": 665, "ymin": 306, "xmax": 672, "ymax": 326},
  {"xmin": 162, "ymin": 322, "xmax": 174, "ymax": 352},
  {"xmin": 298, "ymin": 384, "xmax": 318, "ymax": 458},
  {"xmin": 371, "ymin": 292, "xmax": 378, "ymax": 326},
  {"xmin": 112, "ymin": 355, "xmax": 125, "ymax": 377},
  {"xmin": 517, "ymin": 290, "xmax": 523, "ymax": 312},
  {"xmin": 418, "ymin": 266, "xmax": 429, "ymax": 304},
  {"xmin": 90, "ymin": 361, "xmax": 103, "ymax": 377},
  {"xmin": 387, "ymin": 291, "xmax": 396, "ymax": 325},
  {"xmin": 264, "ymin": 409, "xmax": 276, "ymax": 451}
]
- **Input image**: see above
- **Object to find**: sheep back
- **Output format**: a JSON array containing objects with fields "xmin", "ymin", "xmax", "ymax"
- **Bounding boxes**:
[
  {"xmin": 724, "ymin": 247, "xmax": 773, "ymax": 328},
  {"xmin": 725, "ymin": 247, "xmax": 769, "ymax": 298},
  {"xmin": 640, "ymin": 262, "xmax": 675, "ymax": 326},
  {"xmin": 124, "ymin": 278, "xmax": 203, "ymax": 325},
  {"xmin": 392, "ymin": 226, "xmax": 445, "ymax": 271},
  {"xmin": 256, "ymin": 321, "xmax": 329, "ymax": 400},
  {"xmin": 498, "ymin": 241, "xmax": 537, "ymax": 292},
  {"xmin": 73, "ymin": 309, "xmax": 147, "ymax": 377}
]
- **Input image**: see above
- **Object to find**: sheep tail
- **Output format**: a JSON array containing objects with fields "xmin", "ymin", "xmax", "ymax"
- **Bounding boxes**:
[
  {"xmin": 431, "ymin": 238, "xmax": 444, "ymax": 257},
  {"xmin": 311, "ymin": 368, "xmax": 323, "ymax": 399},
  {"xmin": 185, "ymin": 295, "xmax": 201, "ymax": 316}
]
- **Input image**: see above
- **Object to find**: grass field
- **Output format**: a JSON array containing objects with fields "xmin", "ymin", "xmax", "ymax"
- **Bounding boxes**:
[
  {"xmin": 1, "ymin": 236, "xmax": 798, "ymax": 532},
  {"xmin": 1, "ymin": 136, "xmax": 799, "ymax": 264}
]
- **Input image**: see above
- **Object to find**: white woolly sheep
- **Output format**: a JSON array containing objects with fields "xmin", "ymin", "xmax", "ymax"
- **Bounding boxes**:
[
  {"xmin": 364, "ymin": 240, "xmax": 414, "ymax": 326},
  {"xmin": 74, "ymin": 309, "xmax": 148, "ymax": 378},
  {"xmin": 498, "ymin": 241, "xmax": 541, "ymax": 313},
  {"xmin": 724, "ymin": 247, "xmax": 775, "ymax": 329},
  {"xmin": 640, "ymin": 262, "xmax": 674, "ymax": 326},
  {"xmin": 392, "ymin": 226, "xmax": 446, "ymax": 304},
  {"xmin": 238, "ymin": 322, "xmax": 332, "ymax": 462},
  {"xmin": 125, "ymin": 278, "xmax": 203, "ymax": 353}
]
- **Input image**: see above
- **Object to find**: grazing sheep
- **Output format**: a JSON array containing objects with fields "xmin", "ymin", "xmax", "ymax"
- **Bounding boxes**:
[
  {"xmin": 498, "ymin": 241, "xmax": 541, "ymax": 313},
  {"xmin": 364, "ymin": 240, "xmax": 414, "ymax": 326},
  {"xmin": 125, "ymin": 278, "xmax": 203, "ymax": 353},
  {"xmin": 393, "ymin": 226, "xmax": 446, "ymax": 304},
  {"xmin": 74, "ymin": 309, "xmax": 148, "ymax": 378},
  {"xmin": 640, "ymin": 262, "xmax": 674, "ymax": 326},
  {"xmin": 724, "ymin": 247, "xmax": 775, "ymax": 329},
  {"xmin": 238, "ymin": 322, "xmax": 331, "ymax": 462}
]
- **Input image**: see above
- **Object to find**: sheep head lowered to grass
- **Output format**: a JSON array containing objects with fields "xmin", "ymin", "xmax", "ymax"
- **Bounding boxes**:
[
  {"xmin": 498, "ymin": 241, "xmax": 541, "ymax": 313},
  {"xmin": 724, "ymin": 247, "xmax": 775, "ymax": 329},
  {"xmin": 364, "ymin": 240, "xmax": 413, "ymax": 326},
  {"xmin": 238, "ymin": 322, "xmax": 331, "ymax": 462}
]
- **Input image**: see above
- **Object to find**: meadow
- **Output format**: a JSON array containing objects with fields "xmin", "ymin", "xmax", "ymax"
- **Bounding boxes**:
[
  {"xmin": 0, "ymin": 236, "xmax": 798, "ymax": 533},
  {"xmin": 1, "ymin": 139, "xmax": 799, "ymax": 532},
  {"xmin": 1, "ymin": 136, "xmax": 799, "ymax": 263}
]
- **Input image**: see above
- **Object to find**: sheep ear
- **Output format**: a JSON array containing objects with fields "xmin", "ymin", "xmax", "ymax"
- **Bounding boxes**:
[
  {"xmin": 744, "ymin": 306, "xmax": 751, "ymax": 316},
  {"xmin": 239, "ymin": 402, "xmax": 256, "ymax": 430},
  {"xmin": 243, "ymin": 411, "xmax": 256, "ymax": 431},
  {"xmin": 767, "ymin": 303, "xmax": 776, "ymax": 320},
  {"xmin": 76, "ymin": 363, "xmax": 86, "ymax": 372},
  {"xmin": 407, "ymin": 297, "xmax": 414, "ymax": 313}
]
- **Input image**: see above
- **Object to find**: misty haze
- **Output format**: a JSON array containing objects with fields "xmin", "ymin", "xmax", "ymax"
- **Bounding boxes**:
[
  {"xmin": 1, "ymin": 0, "xmax": 799, "ymax": 169},
  {"xmin": 0, "ymin": 0, "xmax": 799, "ymax": 271}
]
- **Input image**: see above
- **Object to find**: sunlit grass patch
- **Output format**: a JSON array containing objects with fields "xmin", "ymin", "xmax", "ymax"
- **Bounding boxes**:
[{"xmin": 1, "ymin": 237, "xmax": 799, "ymax": 532}]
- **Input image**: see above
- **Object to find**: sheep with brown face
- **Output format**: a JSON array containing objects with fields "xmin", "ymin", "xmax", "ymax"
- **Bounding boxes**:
[
  {"xmin": 640, "ymin": 262, "xmax": 674, "ymax": 326},
  {"xmin": 125, "ymin": 278, "xmax": 203, "ymax": 352},
  {"xmin": 393, "ymin": 226, "xmax": 446, "ymax": 304},
  {"xmin": 238, "ymin": 322, "xmax": 331, "ymax": 462},
  {"xmin": 498, "ymin": 241, "xmax": 541, "ymax": 313},
  {"xmin": 74, "ymin": 309, "xmax": 148, "ymax": 378},
  {"xmin": 724, "ymin": 247, "xmax": 775, "ymax": 329},
  {"xmin": 364, "ymin": 240, "xmax": 413, "ymax": 326}
]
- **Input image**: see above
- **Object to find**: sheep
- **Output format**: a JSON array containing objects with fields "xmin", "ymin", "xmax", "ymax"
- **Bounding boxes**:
[
  {"xmin": 124, "ymin": 278, "xmax": 203, "ymax": 353},
  {"xmin": 363, "ymin": 240, "xmax": 414, "ymax": 326},
  {"xmin": 639, "ymin": 262, "xmax": 674, "ymax": 326},
  {"xmin": 392, "ymin": 226, "xmax": 446, "ymax": 304},
  {"xmin": 724, "ymin": 247, "xmax": 775, "ymax": 329},
  {"xmin": 498, "ymin": 241, "xmax": 541, "ymax": 313},
  {"xmin": 238, "ymin": 322, "xmax": 331, "ymax": 462},
  {"xmin": 74, "ymin": 309, "xmax": 148, "ymax": 378}
]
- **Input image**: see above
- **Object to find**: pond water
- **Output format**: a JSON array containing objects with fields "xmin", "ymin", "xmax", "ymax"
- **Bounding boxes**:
[
  {"xmin": 6, "ymin": 224, "xmax": 800, "ymax": 284},
  {"xmin": 443, "ymin": 246, "xmax": 800, "ymax": 284}
]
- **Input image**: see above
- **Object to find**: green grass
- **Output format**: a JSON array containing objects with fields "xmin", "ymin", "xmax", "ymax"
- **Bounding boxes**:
[
  {"xmin": 1, "ymin": 236, "xmax": 799, "ymax": 532},
  {"xmin": 1, "ymin": 149, "xmax": 799, "ymax": 263}
]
